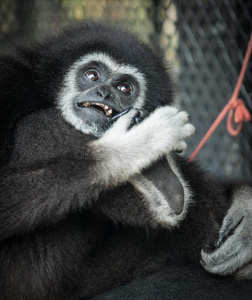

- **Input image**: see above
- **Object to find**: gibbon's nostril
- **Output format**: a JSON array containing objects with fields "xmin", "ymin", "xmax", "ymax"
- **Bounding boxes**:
[
  {"xmin": 96, "ymin": 90, "xmax": 103, "ymax": 97},
  {"xmin": 96, "ymin": 87, "xmax": 114, "ymax": 100}
]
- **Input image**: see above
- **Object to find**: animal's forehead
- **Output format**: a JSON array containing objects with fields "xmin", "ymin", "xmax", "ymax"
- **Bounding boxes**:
[{"xmin": 73, "ymin": 52, "xmax": 146, "ymax": 81}]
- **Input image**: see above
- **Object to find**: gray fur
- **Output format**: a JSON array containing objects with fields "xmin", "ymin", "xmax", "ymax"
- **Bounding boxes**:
[{"xmin": 201, "ymin": 186, "xmax": 252, "ymax": 278}]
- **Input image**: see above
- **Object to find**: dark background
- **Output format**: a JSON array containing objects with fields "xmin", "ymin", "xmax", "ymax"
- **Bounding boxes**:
[{"xmin": 1, "ymin": 0, "xmax": 251, "ymax": 182}]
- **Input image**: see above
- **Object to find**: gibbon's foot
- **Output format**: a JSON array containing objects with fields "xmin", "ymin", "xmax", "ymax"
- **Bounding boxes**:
[
  {"xmin": 201, "ymin": 186, "xmax": 252, "ymax": 279},
  {"xmin": 130, "ymin": 154, "xmax": 192, "ymax": 228}
]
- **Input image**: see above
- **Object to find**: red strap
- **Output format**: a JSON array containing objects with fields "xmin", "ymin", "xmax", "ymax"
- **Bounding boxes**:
[
  {"xmin": 189, "ymin": 33, "xmax": 252, "ymax": 161},
  {"xmin": 227, "ymin": 99, "xmax": 251, "ymax": 136}
]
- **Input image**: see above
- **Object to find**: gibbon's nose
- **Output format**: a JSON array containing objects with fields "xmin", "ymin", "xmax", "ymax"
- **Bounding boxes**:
[{"xmin": 96, "ymin": 86, "xmax": 114, "ymax": 100}]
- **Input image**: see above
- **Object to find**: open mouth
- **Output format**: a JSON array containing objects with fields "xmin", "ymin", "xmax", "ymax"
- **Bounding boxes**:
[{"xmin": 78, "ymin": 102, "xmax": 115, "ymax": 117}]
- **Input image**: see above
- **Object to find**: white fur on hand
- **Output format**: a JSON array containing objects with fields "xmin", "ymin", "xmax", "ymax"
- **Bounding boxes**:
[
  {"xmin": 104, "ymin": 105, "xmax": 195, "ymax": 153},
  {"xmin": 201, "ymin": 186, "xmax": 252, "ymax": 279},
  {"xmin": 92, "ymin": 106, "xmax": 195, "ymax": 186}
]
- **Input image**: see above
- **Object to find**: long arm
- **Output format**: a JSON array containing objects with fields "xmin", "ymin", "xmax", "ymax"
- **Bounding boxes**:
[
  {"xmin": 0, "ymin": 159, "xmax": 98, "ymax": 241},
  {"xmin": 0, "ymin": 106, "xmax": 195, "ymax": 242}
]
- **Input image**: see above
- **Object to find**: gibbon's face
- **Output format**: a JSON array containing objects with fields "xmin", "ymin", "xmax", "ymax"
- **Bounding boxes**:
[{"xmin": 58, "ymin": 52, "xmax": 147, "ymax": 136}]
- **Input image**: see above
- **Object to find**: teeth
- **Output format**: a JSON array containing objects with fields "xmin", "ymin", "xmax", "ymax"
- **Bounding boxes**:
[
  {"xmin": 80, "ymin": 102, "xmax": 114, "ymax": 117},
  {"xmin": 106, "ymin": 109, "xmax": 113, "ymax": 116}
]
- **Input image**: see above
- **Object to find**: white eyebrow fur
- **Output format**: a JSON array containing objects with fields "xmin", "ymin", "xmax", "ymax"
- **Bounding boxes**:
[
  {"xmin": 61, "ymin": 52, "xmax": 146, "ymax": 107},
  {"xmin": 57, "ymin": 52, "xmax": 147, "ymax": 136}
]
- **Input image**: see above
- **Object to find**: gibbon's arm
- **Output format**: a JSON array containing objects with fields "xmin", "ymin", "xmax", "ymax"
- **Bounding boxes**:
[
  {"xmin": 0, "ymin": 107, "xmax": 194, "ymax": 242},
  {"xmin": 0, "ymin": 55, "xmax": 52, "ymax": 166},
  {"xmin": 0, "ymin": 160, "xmax": 88, "ymax": 241}
]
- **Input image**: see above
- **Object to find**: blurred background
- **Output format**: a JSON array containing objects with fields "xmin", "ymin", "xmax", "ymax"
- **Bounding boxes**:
[{"xmin": 0, "ymin": 0, "xmax": 251, "ymax": 182}]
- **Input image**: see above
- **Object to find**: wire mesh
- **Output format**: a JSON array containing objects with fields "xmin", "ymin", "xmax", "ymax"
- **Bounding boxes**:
[
  {"xmin": 0, "ymin": 0, "xmax": 251, "ymax": 181},
  {"xmin": 173, "ymin": 0, "xmax": 252, "ymax": 181}
]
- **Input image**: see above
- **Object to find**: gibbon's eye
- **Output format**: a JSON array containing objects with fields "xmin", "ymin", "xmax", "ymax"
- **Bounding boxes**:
[
  {"xmin": 117, "ymin": 83, "xmax": 132, "ymax": 94},
  {"xmin": 85, "ymin": 70, "xmax": 99, "ymax": 81}
]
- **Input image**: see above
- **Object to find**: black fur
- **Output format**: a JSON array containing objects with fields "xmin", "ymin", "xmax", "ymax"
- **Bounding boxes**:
[{"xmin": 0, "ymin": 23, "xmax": 251, "ymax": 299}]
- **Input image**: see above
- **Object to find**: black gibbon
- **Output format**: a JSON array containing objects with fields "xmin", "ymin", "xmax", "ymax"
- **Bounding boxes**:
[{"xmin": 0, "ymin": 23, "xmax": 251, "ymax": 299}]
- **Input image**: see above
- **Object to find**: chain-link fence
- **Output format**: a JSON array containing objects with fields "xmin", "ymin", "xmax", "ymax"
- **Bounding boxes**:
[
  {"xmin": 175, "ymin": 0, "xmax": 252, "ymax": 181},
  {"xmin": 0, "ymin": 0, "xmax": 251, "ymax": 181}
]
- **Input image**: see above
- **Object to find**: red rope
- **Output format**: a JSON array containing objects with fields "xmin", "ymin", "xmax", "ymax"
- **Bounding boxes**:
[{"xmin": 189, "ymin": 33, "xmax": 252, "ymax": 161}]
